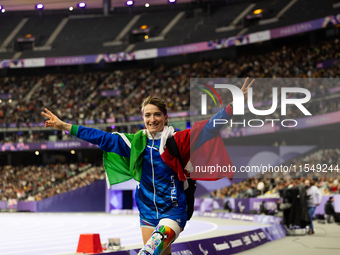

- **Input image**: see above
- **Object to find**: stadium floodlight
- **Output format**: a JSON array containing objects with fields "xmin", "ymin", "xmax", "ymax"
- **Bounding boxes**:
[
  {"xmin": 78, "ymin": 2, "xmax": 86, "ymax": 8},
  {"xmin": 168, "ymin": 0, "xmax": 176, "ymax": 3},
  {"xmin": 126, "ymin": 1, "xmax": 134, "ymax": 6},
  {"xmin": 253, "ymin": 9, "xmax": 262, "ymax": 15},
  {"xmin": 35, "ymin": 3, "xmax": 44, "ymax": 10},
  {"xmin": 145, "ymin": 3, "xmax": 150, "ymax": 7},
  {"xmin": 1, "ymin": 9, "xmax": 4, "ymax": 13},
  {"xmin": 69, "ymin": 7, "xmax": 74, "ymax": 11}
]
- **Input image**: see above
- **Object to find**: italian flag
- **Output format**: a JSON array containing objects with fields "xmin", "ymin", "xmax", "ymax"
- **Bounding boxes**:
[{"xmin": 102, "ymin": 106, "xmax": 234, "ymax": 186}]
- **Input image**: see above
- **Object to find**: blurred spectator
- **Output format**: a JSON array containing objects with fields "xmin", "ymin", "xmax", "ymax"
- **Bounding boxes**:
[
  {"xmin": 324, "ymin": 197, "xmax": 340, "ymax": 223},
  {"xmin": 259, "ymin": 201, "xmax": 269, "ymax": 215},
  {"xmin": 305, "ymin": 179, "xmax": 323, "ymax": 234},
  {"xmin": 224, "ymin": 200, "xmax": 233, "ymax": 212}
]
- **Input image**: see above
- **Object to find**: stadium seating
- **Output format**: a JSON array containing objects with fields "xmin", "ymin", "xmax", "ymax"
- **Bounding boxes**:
[
  {"xmin": 1, "ymin": 38, "xmax": 340, "ymax": 138},
  {"xmin": 0, "ymin": 0, "xmax": 339, "ymax": 58},
  {"xmin": 0, "ymin": 163, "xmax": 104, "ymax": 201}
]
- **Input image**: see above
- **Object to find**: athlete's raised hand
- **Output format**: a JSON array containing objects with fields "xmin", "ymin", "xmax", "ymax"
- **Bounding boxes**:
[
  {"xmin": 41, "ymin": 108, "xmax": 71, "ymax": 132},
  {"xmin": 241, "ymin": 77, "xmax": 255, "ymax": 101}
]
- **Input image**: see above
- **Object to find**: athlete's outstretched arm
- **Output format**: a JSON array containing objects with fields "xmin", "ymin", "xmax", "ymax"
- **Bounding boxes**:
[{"xmin": 41, "ymin": 108, "xmax": 130, "ymax": 156}]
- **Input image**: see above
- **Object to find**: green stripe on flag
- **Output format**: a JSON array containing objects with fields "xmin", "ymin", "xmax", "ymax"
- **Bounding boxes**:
[
  {"xmin": 102, "ymin": 130, "xmax": 147, "ymax": 185},
  {"xmin": 103, "ymin": 151, "xmax": 132, "ymax": 185}
]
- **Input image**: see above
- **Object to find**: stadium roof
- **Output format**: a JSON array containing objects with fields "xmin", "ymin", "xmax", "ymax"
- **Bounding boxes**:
[{"xmin": 0, "ymin": 0, "xmax": 194, "ymax": 11}]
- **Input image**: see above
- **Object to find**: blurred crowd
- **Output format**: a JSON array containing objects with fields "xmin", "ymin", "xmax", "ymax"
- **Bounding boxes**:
[
  {"xmin": 285, "ymin": 148, "xmax": 340, "ymax": 180},
  {"xmin": 0, "ymin": 163, "xmax": 105, "ymax": 201},
  {"xmin": 212, "ymin": 148, "xmax": 340, "ymax": 199},
  {"xmin": 0, "ymin": 75, "xmax": 39, "ymax": 102},
  {"xmin": 0, "ymin": 39, "xmax": 340, "ymax": 137},
  {"xmin": 211, "ymin": 177, "xmax": 339, "ymax": 200}
]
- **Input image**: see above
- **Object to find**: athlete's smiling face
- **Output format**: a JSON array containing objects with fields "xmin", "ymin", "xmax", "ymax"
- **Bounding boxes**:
[{"xmin": 143, "ymin": 104, "xmax": 168, "ymax": 137}]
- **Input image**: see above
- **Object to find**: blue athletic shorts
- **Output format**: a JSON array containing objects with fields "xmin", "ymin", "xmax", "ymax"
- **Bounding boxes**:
[{"xmin": 140, "ymin": 214, "xmax": 187, "ymax": 229}]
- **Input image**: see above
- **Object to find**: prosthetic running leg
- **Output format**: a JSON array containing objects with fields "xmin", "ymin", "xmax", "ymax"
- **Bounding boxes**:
[{"xmin": 138, "ymin": 219, "xmax": 180, "ymax": 255}]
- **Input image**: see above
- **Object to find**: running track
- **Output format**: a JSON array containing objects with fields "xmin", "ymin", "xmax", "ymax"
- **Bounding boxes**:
[{"xmin": 0, "ymin": 213, "xmax": 266, "ymax": 255}]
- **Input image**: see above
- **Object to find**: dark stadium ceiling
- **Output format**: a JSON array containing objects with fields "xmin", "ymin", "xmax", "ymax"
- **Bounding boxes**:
[{"xmin": 0, "ymin": 0, "xmax": 194, "ymax": 11}]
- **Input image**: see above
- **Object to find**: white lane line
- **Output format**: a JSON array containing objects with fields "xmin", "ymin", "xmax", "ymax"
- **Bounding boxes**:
[{"xmin": 178, "ymin": 220, "xmax": 218, "ymax": 239}]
